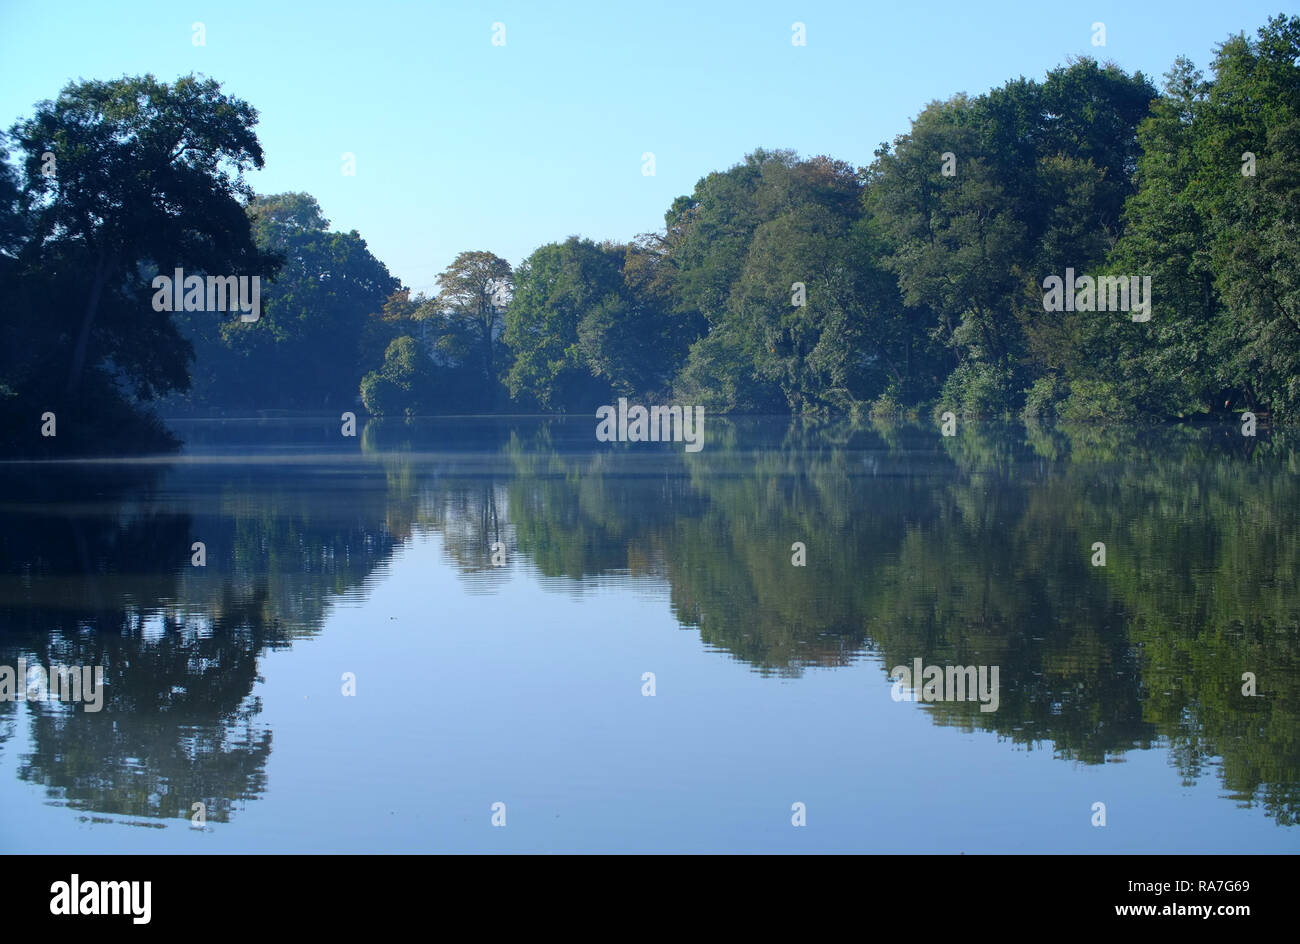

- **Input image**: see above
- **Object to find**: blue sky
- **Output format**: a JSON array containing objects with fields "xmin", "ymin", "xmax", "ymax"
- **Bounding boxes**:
[{"xmin": 0, "ymin": 1, "xmax": 1287, "ymax": 294}]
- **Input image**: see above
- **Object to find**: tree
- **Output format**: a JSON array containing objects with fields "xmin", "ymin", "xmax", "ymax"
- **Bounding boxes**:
[
  {"xmin": 1080, "ymin": 58, "xmax": 1222, "ymax": 419},
  {"xmin": 174, "ymin": 192, "xmax": 398, "ymax": 411},
  {"xmin": 360, "ymin": 336, "xmax": 436, "ymax": 416},
  {"xmin": 866, "ymin": 61, "xmax": 1156, "ymax": 416},
  {"xmin": 503, "ymin": 237, "xmax": 622, "ymax": 410},
  {"xmin": 1200, "ymin": 16, "xmax": 1300, "ymax": 416},
  {"xmin": 3, "ymin": 74, "xmax": 274, "ymax": 449},
  {"xmin": 7, "ymin": 75, "xmax": 271, "ymax": 409},
  {"xmin": 434, "ymin": 251, "xmax": 513, "ymax": 405},
  {"xmin": 1093, "ymin": 17, "xmax": 1300, "ymax": 420},
  {"xmin": 575, "ymin": 235, "xmax": 694, "ymax": 398}
]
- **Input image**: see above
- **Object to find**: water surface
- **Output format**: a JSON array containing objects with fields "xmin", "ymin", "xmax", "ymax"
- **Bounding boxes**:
[{"xmin": 0, "ymin": 416, "xmax": 1296, "ymax": 852}]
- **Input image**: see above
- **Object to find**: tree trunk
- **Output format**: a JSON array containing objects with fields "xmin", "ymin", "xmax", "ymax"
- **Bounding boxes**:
[
  {"xmin": 482, "ymin": 309, "xmax": 495, "ymax": 409},
  {"xmin": 65, "ymin": 253, "xmax": 111, "ymax": 398}
]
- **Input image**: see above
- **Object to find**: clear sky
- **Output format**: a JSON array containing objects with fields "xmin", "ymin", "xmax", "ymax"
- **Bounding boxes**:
[{"xmin": 0, "ymin": 1, "xmax": 1287, "ymax": 294}]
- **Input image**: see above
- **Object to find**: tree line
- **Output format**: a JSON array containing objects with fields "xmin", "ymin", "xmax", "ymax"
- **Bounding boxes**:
[{"xmin": 1, "ymin": 15, "xmax": 1297, "ymax": 454}]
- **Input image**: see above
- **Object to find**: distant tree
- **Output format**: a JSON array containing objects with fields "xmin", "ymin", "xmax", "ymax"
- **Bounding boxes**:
[
  {"xmin": 503, "ymin": 237, "xmax": 621, "ymax": 410},
  {"xmin": 435, "ymin": 251, "xmax": 512, "ymax": 406},
  {"xmin": 361, "ymin": 287, "xmax": 426, "ymax": 373},
  {"xmin": 1079, "ymin": 58, "xmax": 1222, "ymax": 419},
  {"xmin": 359, "ymin": 336, "xmax": 436, "ymax": 416},
  {"xmin": 574, "ymin": 235, "xmax": 695, "ymax": 398}
]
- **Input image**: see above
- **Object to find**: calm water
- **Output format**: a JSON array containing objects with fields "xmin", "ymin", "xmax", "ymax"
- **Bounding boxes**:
[{"xmin": 0, "ymin": 416, "xmax": 1296, "ymax": 853}]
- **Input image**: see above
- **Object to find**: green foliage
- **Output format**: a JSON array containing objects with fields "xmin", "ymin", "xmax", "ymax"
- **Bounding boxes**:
[
  {"xmin": 1093, "ymin": 16, "xmax": 1300, "ymax": 420},
  {"xmin": 1021, "ymin": 374, "xmax": 1065, "ymax": 421},
  {"xmin": 940, "ymin": 361, "xmax": 1019, "ymax": 417},
  {"xmin": 1202, "ymin": 17, "xmax": 1300, "ymax": 416},
  {"xmin": 359, "ymin": 336, "xmax": 436, "ymax": 416},
  {"xmin": 667, "ymin": 151, "xmax": 926, "ymax": 412},
  {"xmin": 8, "ymin": 17, "xmax": 1300, "ymax": 448},
  {"xmin": 869, "ymin": 60, "xmax": 1157, "ymax": 418},
  {"xmin": 503, "ymin": 237, "xmax": 622, "ymax": 410},
  {"xmin": 434, "ymin": 250, "xmax": 513, "ymax": 408},
  {"xmin": 1058, "ymin": 376, "xmax": 1140, "ymax": 424},
  {"xmin": 1, "ymin": 74, "xmax": 273, "ymax": 453},
  {"xmin": 174, "ymin": 191, "xmax": 398, "ymax": 412}
]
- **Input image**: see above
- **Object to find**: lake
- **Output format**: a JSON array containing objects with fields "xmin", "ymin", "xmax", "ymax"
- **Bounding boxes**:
[{"xmin": 0, "ymin": 416, "xmax": 1296, "ymax": 852}]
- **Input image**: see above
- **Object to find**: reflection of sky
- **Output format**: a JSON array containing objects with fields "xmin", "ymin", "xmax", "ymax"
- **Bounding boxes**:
[{"xmin": 1, "ymin": 529, "xmax": 1293, "ymax": 853}]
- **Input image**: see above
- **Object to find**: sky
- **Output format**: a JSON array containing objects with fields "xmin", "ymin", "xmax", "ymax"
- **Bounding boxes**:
[{"xmin": 0, "ymin": 0, "xmax": 1288, "ymax": 294}]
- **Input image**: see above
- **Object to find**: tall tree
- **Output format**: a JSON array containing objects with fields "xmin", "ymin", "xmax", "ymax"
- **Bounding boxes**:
[
  {"xmin": 435, "ymin": 250, "xmax": 513, "ymax": 405},
  {"xmin": 2, "ymin": 75, "xmax": 274, "ymax": 452},
  {"xmin": 867, "ymin": 60, "xmax": 1155, "ymax": 416},
  {"xmin": 504, "ymin": 237, "xmax": 622, "ymax": 410},
  {"xmin": 1201, "ymin": 16, "xmax": 1300, "ymax": 417},
  {"xmin": 9, "ymin": 75, "xmax": 270, "ymax": 399}
]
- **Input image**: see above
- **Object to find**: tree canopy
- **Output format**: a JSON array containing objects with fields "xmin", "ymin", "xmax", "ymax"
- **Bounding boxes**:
[{"xmin": 1, "ymin": 74, "xmax": 274, "ymax": 452}]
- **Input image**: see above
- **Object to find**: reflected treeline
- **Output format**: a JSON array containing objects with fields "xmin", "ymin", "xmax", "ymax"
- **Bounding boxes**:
[
  {"xmin": 492, "ymin": 417, "xmax": 1300, "ymax": 825},
  {"xmin": 0, "ymin": 417, "xmax": 1296, "ymax": 827},
  {"xmin": 0, "ymin": 461, "xmax": 402, "ymax": 824}
]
